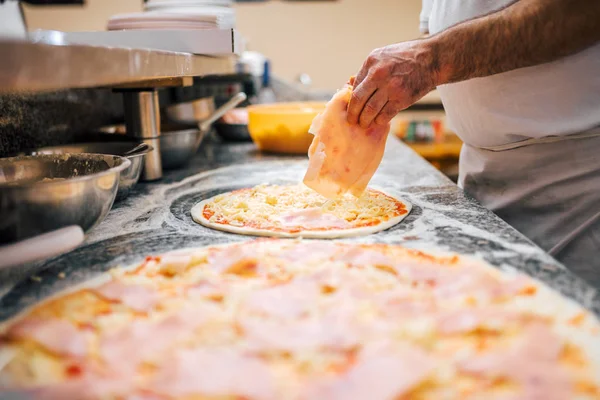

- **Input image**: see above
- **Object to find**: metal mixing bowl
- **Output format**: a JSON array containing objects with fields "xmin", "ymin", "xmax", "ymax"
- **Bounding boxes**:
[
  {"xmin": 164, "ymin": 96, "xmax": 215, "ymax": 125},
  {"xmin": 0, "ymin": 154, "xmax": 131, "ymax": 244},
  {"xmin": 97, "ymin": 123, "xmax": 205, "ymax": 171},
  {"xmin": 159, "ymin": 126, "xmax": 206, "ymax": 170},
  {"xmin": 31, "ymin": 141, "xmax": 152, "ymax": 201}
]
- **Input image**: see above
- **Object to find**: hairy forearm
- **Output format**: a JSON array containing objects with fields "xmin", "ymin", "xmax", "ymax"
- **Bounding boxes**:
[{"xmin": 428, "ymin": 0, "xmax": 600, "ymax": 85}]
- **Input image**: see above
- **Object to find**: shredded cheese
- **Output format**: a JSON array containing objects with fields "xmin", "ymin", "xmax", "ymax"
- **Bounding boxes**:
[{"xmin": 200, "ymin": 184, "xmax": 407, "ymax": 232}]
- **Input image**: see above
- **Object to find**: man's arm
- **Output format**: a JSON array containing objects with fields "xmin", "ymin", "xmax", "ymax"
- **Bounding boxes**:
[{"xmin": 348, "ymin": 0, "xmax": 600, "ymax": 129}]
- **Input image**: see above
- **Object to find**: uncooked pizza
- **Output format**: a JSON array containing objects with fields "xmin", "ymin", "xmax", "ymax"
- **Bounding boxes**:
[
  {"xmin": 191, "ymin": 183, "xmax": 411, "ymax": 238},
  {"xmin": 1, "ymin": 240, "xmax": 599, "ymax": 399}
]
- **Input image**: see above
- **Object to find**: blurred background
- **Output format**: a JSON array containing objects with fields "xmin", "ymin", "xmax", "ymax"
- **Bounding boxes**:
[
  {"xmin": 2, "ymin": 0, "xmax": 459, "ymax": 180},
  {"xmin": 23, "ymin": 0, "xmax": 427, "ymax": 91}
]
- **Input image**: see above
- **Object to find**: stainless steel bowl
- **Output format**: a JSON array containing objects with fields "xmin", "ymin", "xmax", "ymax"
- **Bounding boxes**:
[
  {"xmin": 31, "ymin": 141, "xmax": 152, "ymax": 201},
  {"xmin": 164, "ymin": 96, "xmax": 215, "ymax": 125},
  {"xmin": 159, "ymin": 126, "xmax": 206, "ymax": 170},
  {"xmin": 96, "ymin": 123, "xmax": 203, "ymax": 171},
  {"xmin": 0, "ymin": 154, "xmax": 131, "ymax": 244}
]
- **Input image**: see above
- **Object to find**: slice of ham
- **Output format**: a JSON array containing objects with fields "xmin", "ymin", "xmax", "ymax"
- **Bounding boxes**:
[
  {"xmin": 244, "ymin": 280, "xmax": 320, "ymax": 319},
  {"xmin": 303, "ymin": 79, "xmax": 390, "ymax": 199},
  {"xmin": 92, "ymin": 280, "xmax": 159, "ymax": 312},
  {"xmin": 433, "ymin": 268, "xmax": 534, "ymax": 302},
  {"xmin": 207, "ymin": 246, "xmax": 263, "ymax": 277},
  {"xmin": 339, "ymin": 247, "xmax": 395, "ymax": 269},
  {"xmin": 378, "ymin": 296, "xmax": 437, "ymax": 320},
  {"xmin": 99, "ymin": 304, "xmax": 216, "ymax": 372},
  {"xmin": 6, "ymin": 317, "xmax": 88, "ymax": 358},
  {"xmin": 241, "ymin": 303, "xmax": 361, "ymax": 353},
  {"xmin": 157, "ymin": 253, "xmax": 192, "ymax": 275},
  {"xmin": 276, "ymin": 241, "xmax": 340, "ymax": 263},
  {"xmin": 149, "ymin": 348, "xmax": 277, "ymax": 400},
  {"xmin": 186, "ymin": 279, "xmax": 225, "ymax": 300},
  {"xmin": 279, "ymin": 207, "xmax": 350, "ymax": 229},
  {"xmin": 303, "ymin": 346, "xmax": 435, "ymax": 400},
  {"xmin": 459, "ymin": 323, "xmax": 572, "ymax": 400},
  {"xmin": 437, "ymin": 308, "xmax": 521, "ymax": 334},
  {"xmin": 13, "ymin": 378, "xmax": 133, "ymax": 400}
]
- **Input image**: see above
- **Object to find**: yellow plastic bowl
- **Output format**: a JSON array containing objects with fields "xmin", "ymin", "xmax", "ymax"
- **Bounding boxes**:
[{"xmin": 247, "ymin": 102, "xmax": 326, "ymax": 154}]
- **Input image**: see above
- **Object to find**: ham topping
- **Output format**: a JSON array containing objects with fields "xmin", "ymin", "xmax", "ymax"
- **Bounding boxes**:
[
  {"xmin": 276, "ymin": 241, "xmax": 340, "ymax": 263},
  {"xmin": 459, "ymin": 323, "xmax": 572, "ymax": 400},
  {"xmin": 92, "ymin": 280, "xmax": 159, "ymax": 312},
  {"xmin": 99, "ymin": 304, "xmax": 217, "ymax": 372},
  {"xmin": 149, "ymin": 348, "xmax": 277, "ymax": 400},
  {"xmin": 279, "ymin": 208, "xmax": 350, "ymax": 229},
  {"xmin": 303, "ymin": 80, "xmax": 390, "ymax": 199},
  {"xmin": 157, "ymin": 253, "xmax": 192, "ymax": 275},
  {"xmin": 16, "ymin": 378, "xmax": 132, "ymax": 400},
  {"xmin": 7, "ymin": 317, "xmax": 89, "ymax": 358},
  {"xmin": 303, "ymin": 346, "xmax": 435, "ymax": 400},
  {"xmin": 244, "ymin": 280, "xmax": 320, "ymax": 319}
]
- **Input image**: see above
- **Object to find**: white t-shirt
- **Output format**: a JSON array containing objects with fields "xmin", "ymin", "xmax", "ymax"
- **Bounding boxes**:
[
  {"xmin": 421, "ymin": 0, "xmax": 600, "ymax": 148},
  {"xmin": 419, "ymin": 1, "xmax": 600, "ymax": 280}
]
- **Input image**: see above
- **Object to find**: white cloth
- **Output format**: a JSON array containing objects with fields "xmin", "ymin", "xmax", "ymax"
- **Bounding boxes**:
[
  {"xmin": 419, "ymin": 0, "xmax": 433, "ymax": 34},
  {"xmin": 426, "ymin": 0, "xmax": 600, "ymax": 148},
  {"xmin": 421, "ymin": 0, "xmax": 600, "ymax": 284}
]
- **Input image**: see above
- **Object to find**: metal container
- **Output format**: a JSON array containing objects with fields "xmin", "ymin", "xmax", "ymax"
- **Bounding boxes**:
[
  {"xmin": 165, "ymin": 96, "xmax": 216, "ymax": 125},
  {"xmin": 214, "ymin": 122, "xmax": 251, "ymax": 142},
  {"xmin": 161, "ymin": 92, "xmax": 247, "ymax": 169},
  {"xmin": 0, "ymin": 154, "xmax": 130, "ymax": 244},
  {"xmin": 214, "ymin": 107, "xmax": 250, "ymax": 141},
  {"xmin": 31, "ymin": 141, "xmax": 152, "ymax": 201},
  {"xmin": 159, "ymin": 126, "xmax": 206, "ymax": 170}
]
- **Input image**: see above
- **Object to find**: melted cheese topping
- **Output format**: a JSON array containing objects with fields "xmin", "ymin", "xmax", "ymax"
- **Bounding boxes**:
[
  {"xmin": 196, "ymin": 184, "xmax": 408, "ymax": 233},
  {"xmin": 2, "ymin": 240, "xmax": 599, "ymax": 400}
]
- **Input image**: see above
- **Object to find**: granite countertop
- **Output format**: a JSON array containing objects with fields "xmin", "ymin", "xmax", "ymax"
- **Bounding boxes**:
[{"xmin": 1, "ymin": 133, "xmax": 598, "ymax": 320}]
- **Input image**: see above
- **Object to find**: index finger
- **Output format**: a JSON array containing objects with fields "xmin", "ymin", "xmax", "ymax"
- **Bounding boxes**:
[{"xmin": 347, "ymin": 76, "xmax": 376, "ymax": 126}]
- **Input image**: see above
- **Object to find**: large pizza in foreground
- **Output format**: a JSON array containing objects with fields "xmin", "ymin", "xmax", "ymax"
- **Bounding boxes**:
[
  {"xmin": 1, "ymin": 240, "xmax": 599, "ymax": 399},
  {"xmin": 191, "ymin": 184, "xmax": 411, "ymax": 238}
]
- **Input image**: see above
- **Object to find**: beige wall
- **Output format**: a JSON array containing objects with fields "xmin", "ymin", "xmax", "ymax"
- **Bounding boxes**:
[{"xmin": 24, "ymin": 0, "xmax": 423, "ymax": 90}]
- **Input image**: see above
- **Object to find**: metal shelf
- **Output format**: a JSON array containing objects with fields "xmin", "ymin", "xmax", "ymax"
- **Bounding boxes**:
[{"xmin": 0, "ymin": 37, "xmax": 236, "ymax": 93}]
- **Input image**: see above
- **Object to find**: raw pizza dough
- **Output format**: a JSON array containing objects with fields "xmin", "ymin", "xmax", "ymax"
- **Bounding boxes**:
[
  {"xmin": 1, "ymin": 240, "xmax": 599, "ymax": 399},
  {"xmin": 191, "ymin": 183, "xmax": 411, "ymax": 238}
]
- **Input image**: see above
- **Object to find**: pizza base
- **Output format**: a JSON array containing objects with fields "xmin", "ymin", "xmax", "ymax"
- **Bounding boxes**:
[
  {"xmin": 1, "ymin": 240, "xmax": 599, "ymax": 399},
  {"xmin": 190, "ymin": 187, "xmax": 412, "ymax": 239}
]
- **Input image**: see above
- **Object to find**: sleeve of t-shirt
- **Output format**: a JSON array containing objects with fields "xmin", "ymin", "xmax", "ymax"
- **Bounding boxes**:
[{"xmin": 420, "ymin": 0, "xmax": 433, "ymax": 34}]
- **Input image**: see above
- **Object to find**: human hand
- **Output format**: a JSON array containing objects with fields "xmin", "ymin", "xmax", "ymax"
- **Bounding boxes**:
[{"xmin": 347, "ymin": 39, "xmax": 440, "ymax": 128}]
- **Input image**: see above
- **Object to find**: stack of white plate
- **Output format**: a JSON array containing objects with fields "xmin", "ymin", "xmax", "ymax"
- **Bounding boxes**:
[
  {"xmin": 108, "ymin": 0, "xmax": 235, "ymax": 31},
  {"xmin": 144, "ymin": 0, "xmax": 234, "ymax": 10}
]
